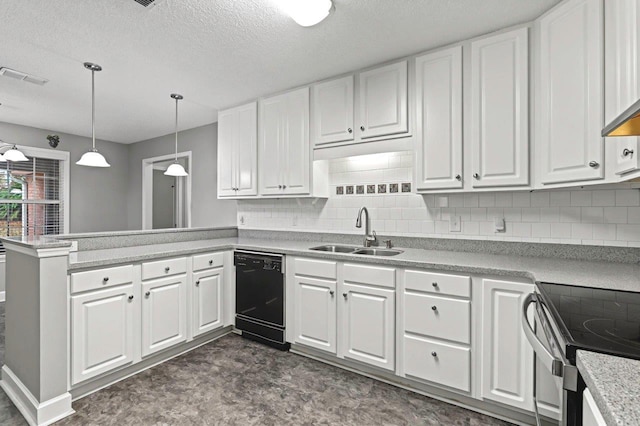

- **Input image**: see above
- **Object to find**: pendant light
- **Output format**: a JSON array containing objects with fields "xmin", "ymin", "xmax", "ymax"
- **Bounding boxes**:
[
  {"xmin": 0, "ymin": 141, "xmax": 29, "ymax": 162},
  {"xmin": 76, "ymin": 62, "xmax": 110, "ymax": 168},
  {"xmin": 164, "ymin": 93, "xmax": 188, "ymax": 177},
  {"xmin": 279, "ymin": 0, "xmax": 334, "ymax": 27}
]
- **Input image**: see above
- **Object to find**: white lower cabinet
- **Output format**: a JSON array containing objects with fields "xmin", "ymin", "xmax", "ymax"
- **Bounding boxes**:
[
  {"xmin": 481, "ymin": 278, "xmax": 534, "ymax": 411},
  {"xmin": 293, "ymin": 275, "xmax": 337, "ymax": 353},
  {"xmin": 583, "ymin": 388, "xmax": 607, "ymax": 426},
  {"xmin": 192, "ymin": 267, "xmax": 224, "ymax": 338},
  {"xmin": 71, "ymin": 284, "xmax": 135, "ymax": 385},
  {"xmin": 341, "ymin": 281, "xmax": 395, "ymax": 371},
  {"xmin": 141, "ymin": 275, "xmax": 188, "ymax": 357}
]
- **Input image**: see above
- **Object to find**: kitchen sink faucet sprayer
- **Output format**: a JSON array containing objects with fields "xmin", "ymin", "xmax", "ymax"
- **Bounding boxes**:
[{"xmin": 356, "ymin": 206, "xmax": 377, "ymax": 247}]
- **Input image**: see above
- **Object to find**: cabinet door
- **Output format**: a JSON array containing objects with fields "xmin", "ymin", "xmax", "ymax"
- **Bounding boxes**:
[
  {"xmin": 141, "ymin": 275, "xmax": 187, "ymax": 357},
  {"xmin": 605, "ymin": 0, "xmax": 640, "ymax": 175},
  {"xmin": 537, "ymin": 0, "xmax": 604, "ymax": 185},
  {"xmin": 341, "ymin": 282, "xmax": 395, "ymax": 371},
  {"xmin": 282, "ymin": 87, "xmax": 311, "ymax": 195},
  {"xmin": 415, "ymin": 46, "xmax": 463, "ymax": 190},
  {"xmin": 294, "ymin": 275, "xmax": 337, "ymax": 353},
  {"xmin": 313, "ymin": 75, "xmax": 354, "ymax": 145},
  {"xmin": 481, "ymin": 279, "xmax": 534, "ymax": 411},
  {"xmin": 217, "ymin": 108, "xmax": 237, "ymax": 197},
  {"xmin": 471, "ymin": 28, "xmax": 529, "ymax": 187},
  {"xmin": 192, "ymin": 268, "xmax": 224, "ymax": 338},
  {"xmin": 71, "ymin": 285, "xmax": 135, "ymax": 385},
  {"xmin": 235, "ymin": 102, "xmax": 258, "ymax": 196},
  {"xmin": 259, "ymin": 94, "xmax": 284, "ymax": 195},
  {"xmin": 358, "ymin": 61, "xmax": 408, "ymax": 139}
]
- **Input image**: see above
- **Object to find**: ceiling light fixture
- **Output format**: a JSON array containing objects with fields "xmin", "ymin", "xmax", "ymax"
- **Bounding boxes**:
[
  {"xmin": 77, "ymin": 62, "xmax": 110, "ymax": 168},
  {"xmin": 0, "ymin": 141, "xmax": 29, "ymax": 162},
  {"xmin": 279, "ymin": 0, "xmax": 334, "ymax": 27},
  {"xmin": 164, "ymin": 94, "xmax": 188, "ymax": 177}
]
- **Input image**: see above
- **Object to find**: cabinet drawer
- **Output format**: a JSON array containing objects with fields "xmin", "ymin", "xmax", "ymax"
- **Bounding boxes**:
[
  {"xmin": 405, "ymin": 270, "xmax": 470, "ymax": 298},
  {"xmin": 192, "ymin": 252, "xmax": 224, "ymax": 272},
  {"xmin": 70, "ymin": 265, "xmax": 134, "ymax": 294},
  {"xmin": 141, "ymin": 257, "xmax": 187, "ymax": 281},
  {"xmin": 404, "ymin": 293, "xmax": 470, "ymax": 344},
  {"xmin": 403, "ymin": 334, "xmax": 471, "ymax": 392},
  {"xmin": 343, "ymin": 263, "xmax": 395, "ymax": 288},
  {"xmin": 294, "ymin": 258, "xmax": 337, "ymax": 280}
]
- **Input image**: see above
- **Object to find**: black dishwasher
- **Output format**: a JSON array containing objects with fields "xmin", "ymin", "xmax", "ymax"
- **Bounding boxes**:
[{"xmin": 234, "ymin": 251, "xmax": 289, "ymax": 350}]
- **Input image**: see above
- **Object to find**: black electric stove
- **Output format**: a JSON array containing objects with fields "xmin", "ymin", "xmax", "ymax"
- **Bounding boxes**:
[{"xmin": 536, "ymin": 282, "xmax": 640, "ymax": 363}]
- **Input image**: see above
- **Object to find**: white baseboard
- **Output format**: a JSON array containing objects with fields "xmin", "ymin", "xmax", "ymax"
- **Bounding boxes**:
[
  {"xmin": 0, "ymin": 366, "xmax": 74, "ymax": 426},
  {"xmin": 0, "ymin": 291, "xmax": 5, "ymax": 302}
]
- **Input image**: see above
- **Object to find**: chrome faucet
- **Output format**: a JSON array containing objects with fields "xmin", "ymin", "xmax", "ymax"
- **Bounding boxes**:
[{"xmin": 355, "ymin": 206, "xmax": 377, "ymax": 247}]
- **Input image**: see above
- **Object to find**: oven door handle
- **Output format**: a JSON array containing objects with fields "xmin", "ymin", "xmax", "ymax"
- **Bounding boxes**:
[{"xmin": 522, "ymin": 293, "xmax": 564, "ymax": 378}]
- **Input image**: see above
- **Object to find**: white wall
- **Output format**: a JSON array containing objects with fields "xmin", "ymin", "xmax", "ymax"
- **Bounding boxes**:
[
  {"xmin": 237, "ymin": 151, "xmax": 640, "ymax": 247},
  {"xmin": 126, "ymin": 123, "xmax": 237, "ymax": 230}
]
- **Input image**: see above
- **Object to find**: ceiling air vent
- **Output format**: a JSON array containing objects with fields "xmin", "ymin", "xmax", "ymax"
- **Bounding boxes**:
[
  {"xmin": 133, "ymin": 0, "xmax": 165, "ymax": 8},
  {"xmin": 0, "ymin": 67, "xmax": 49, "ymax": 85}
]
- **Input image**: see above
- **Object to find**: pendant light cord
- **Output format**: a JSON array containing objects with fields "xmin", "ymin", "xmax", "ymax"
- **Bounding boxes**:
[
  {"xmin": 174, "ymin": 96, "xmax": 179, "ymax": 162},
  {"xmin": 91, "ymin": 68, "xmax": 96, "ymax": 151}
]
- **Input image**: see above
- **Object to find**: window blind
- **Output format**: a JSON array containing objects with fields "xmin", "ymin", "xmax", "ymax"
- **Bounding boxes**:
[{"xmin": 0, "ymin": 156, "xmax": 63, "ymax": 253}]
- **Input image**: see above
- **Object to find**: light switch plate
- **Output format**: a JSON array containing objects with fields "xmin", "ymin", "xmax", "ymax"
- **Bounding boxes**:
[
  {"xmin": 450, "ymin": 216, "xmax": 461, "ymax": 232},
  {"xmin": 494, "ymin": 217, "xmax": 505, "ymax": 232}
]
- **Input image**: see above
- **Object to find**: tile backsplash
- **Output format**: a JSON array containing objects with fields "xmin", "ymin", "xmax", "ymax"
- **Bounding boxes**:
[{"xmin": 237, "ymin": 152, "xmax": 640, "ymax": 247}]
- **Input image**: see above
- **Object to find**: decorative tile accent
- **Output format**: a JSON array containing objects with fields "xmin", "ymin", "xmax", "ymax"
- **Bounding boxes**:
[
  {"xmin": 336, "ymin": 186, "xmax": 344, "ymax": 195},
  {"xmin": 402, "ymin": 182, "xmax": 411, "ymax": 193},
  {"xmin": 378, "ymin": 184, "xmax": 387, "ymax": 194},
  {"xmin": 367, "ymin": 184, "xmax": 376, "ymax": 194},
  {"xmin": 356, "ymin": 185, "xmax": 364, "ymax": 194},
  {"xmin": 390, "ymin": 183, "xmax": 399, "ymax": 193},
  {"xmin": 346, "ymin": 185, "xmax": 354, "ymax": 195}
]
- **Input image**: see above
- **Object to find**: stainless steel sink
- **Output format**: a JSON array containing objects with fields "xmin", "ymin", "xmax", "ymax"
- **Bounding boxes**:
[
  {"xmin": 352, "ymin": 248, "xmax": 403, "ymax": 256},
  {"xmin": 309, "ymin": 245, "xmax": 359, "ymax": 253}
]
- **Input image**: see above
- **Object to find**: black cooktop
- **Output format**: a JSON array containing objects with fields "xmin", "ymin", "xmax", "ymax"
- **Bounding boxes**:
[{"xmin": 537, "ymin": 282, "xmax": 640, "ymax": 362}]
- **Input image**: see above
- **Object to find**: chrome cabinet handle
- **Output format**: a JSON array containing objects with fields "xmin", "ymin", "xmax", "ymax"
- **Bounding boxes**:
[
  {"xmin": 165, "ymin": 266, "xmax": 170, "ymax": 272},
  {"xmin": 145, "ymin": 291, "xmax": 151, "ymax": 297},
  {"xmin": 360, "ymin": 126, "xmax": 365, "ymax": 131},
  {"xmin": 128, "ymin": 295, "xmax": 134, "ymax": 300},
  {"xmin": 431, "ymin": 305, "xmax": 437, "ymax": 311},
  {"xmin": 473, "ymin": 173, "xmax": 480, "ymax": 179},
  {"xmin": 589, "ymin": 161, "xmax": 599, "ymax": 168},
  {"xmin": 455, "ymin": 174, "xmax": 461, "ymax": 181},
  {"xmin": 432, "ymin": 282, "xmax": 438, "ymax": 288},
  {"xmin": 103, "ymin": 277, "xmax": 109, "ymax": 282},
  {"xmin": 282, "ymin": 185, "xmax": 287, "ymax": 189},
  {"xmin": 431, "ymin": 351, "xmax": 437, "ymax": 357},
  {"xmin": 329, "ymin": 290, "xmax": 334, "ymax": 296},
  {"xmin": 195, "ymin": 280, "xmax": 200, "ymax": 286},
  {"xmin": 209, "ymin": 260, "xmax": 214, "ymax": 265},
  {"xmin": 623, "ymin": 148, "xmax": 635, "ymax": 157},
  {"xmin": 278, "ymin": 185, "xmax": 282, "ymax": 189},
  {"xmin": 348, "ymin": 128, "xmax": 352, "ymax": 133},
  {"xmin": 343, "ymin": 292, "xmax": 348, "ymax": 299}
]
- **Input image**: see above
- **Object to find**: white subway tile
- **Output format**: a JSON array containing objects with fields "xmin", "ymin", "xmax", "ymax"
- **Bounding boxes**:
[
  {"xmin": 522, "ymin": 208, "xmax": 541, "ymax": 222},
  {"xmin": 479, "ymin": 194, "xmax": 496, "ymax": 207},
  {"xmin": 592, "ymin": 190, "xmax": 615, "ymax": 206},
  {"xmin": 550, "ymin": 191, "xmax": 571, "ymax": 206},
  {"xmin": 628, "ymin": 207, "xmax": 640, "ymax": 224},
  {"xmin": 581, "ymin": 207, "xmax": 604, "ymax": 223},
  {"xmin": 617, "ymin": 224, "xmax": 640, "ymax": 241},
  {"xmin": 531, "ymin": 223, "xmax": 551, "ymax": 238},
  {"xmin": 615, "ymin": 189, "xmax": 640, "ymax": 206},
  {"xmin": 464, "ymin": 193, "xmax": 479, "ymax": 207},
  {"xmin": 530, "ymin": 192, "xmax": 550, "ymax": 207},
  {"xmin": 604, "ymin": 207, "xmax": 628, "ymax": 224},
  {"xmin": 592, "ymin": 224, "xmax": 617, "ymax": 240},
  {"xmin": 495, "ymin": 193, "xmax": 513, "ymax": 207},
  {"xmin": 512, "ymin": 192, "xmax": 531, "ymax": 207},
  {"xmin": 570, "ymin": 191, "xmax": 592, "ymax": 207},
  {"xmin": 550, "ymin": 223, "xmax": 572, "ymax": 238},
  {"xmin": 559, "ymin": 207, "xmax": 581, "ymax": 223},
  {"xmin": 512, "ymin": 222, "xmax": 532, "ymax": 237},
  {"xmin": 571, "ymin": 223, "xmax": 593, "ymax": 240}
]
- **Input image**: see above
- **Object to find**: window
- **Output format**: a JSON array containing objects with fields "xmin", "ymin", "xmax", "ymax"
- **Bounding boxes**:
[{"xmin": 0, "ymin": 146, "xmax": 69, "ymax": 252}]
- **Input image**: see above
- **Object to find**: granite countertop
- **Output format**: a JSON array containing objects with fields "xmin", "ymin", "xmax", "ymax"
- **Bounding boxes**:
[
  {"xmin": 0, "ymin": 235, "xmax": 73, "ymax": 249},
  {"xmin": 577, "ymin": 350, "xmax": 640, "ymax": 425},
  {"xmin": 67, "ymin": 237, "xmax": 640, "ymax": 291}
]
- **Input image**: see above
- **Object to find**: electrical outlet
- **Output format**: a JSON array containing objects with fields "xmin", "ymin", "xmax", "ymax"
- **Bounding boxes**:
[
  {"xmin": 239, "ymin": 215, "xmax": 245, "ymax": 225},
  {"xmin": 494, "ymin": 217, "xmax": 505, "ymax": 233},
  {"xmin": 449, "ymin": 216, "xmax": 461, "ymax": 232}
]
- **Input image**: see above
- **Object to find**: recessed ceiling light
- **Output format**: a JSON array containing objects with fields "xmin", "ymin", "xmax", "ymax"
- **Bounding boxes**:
[
  {"xmin": 277, "ymin": 0, "xmax": 334, "ymax": 27},
  {"xmin": 0, "ymin": 67, "xmax": 49, "ymax": 85}
]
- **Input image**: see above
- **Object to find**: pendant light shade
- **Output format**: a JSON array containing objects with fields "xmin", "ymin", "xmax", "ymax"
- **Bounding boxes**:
[
  {"xmin": 77, "ymin": 62, "xmax": 111, "ymax": 168},
  {"xmin": 164, "ymin": 93, "xmax": 188, "ymax": 177},
  {"xmin": 279, "ymin": 0, "xmax": 334, "ymax": 27},
  {"xmin": 0, "ymin": 145, "xmax": 29, "ymax": 162}
]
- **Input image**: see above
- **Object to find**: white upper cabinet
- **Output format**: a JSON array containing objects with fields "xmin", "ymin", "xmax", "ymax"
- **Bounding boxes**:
[
  {"xmin": 415, "ymin": 46, "xmax": 463, "ymax": 191},
  {"xmin": 357, "ymin": 61, "xmax": 409, "ymax": 139},
  {"xmin": 217, "ymin": 102, "xmax": 258, "ymax": 198},
  {"xmin": 259, "ymin": 87, "xmax": 311, "ymax": 196},
  {"xmin": 312, "ymin": 75, "xmax": 355, "ymax": 146},
  {"xmin": 471, "ymin": 28, "xmax": 530, "ymax": 187},
  {"xmin": 536, "ymin": 0, "xmax": 604, "ymax": 185},
  {"xmin": 604, "ymin": 0, "xmax": 640, "ymax": 176}
]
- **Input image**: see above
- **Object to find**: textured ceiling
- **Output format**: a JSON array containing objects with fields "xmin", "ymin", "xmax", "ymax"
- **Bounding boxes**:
[{"xmin": 0, "ymin": 0, "xmax": 560, "ymax": 144}]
